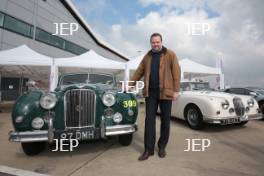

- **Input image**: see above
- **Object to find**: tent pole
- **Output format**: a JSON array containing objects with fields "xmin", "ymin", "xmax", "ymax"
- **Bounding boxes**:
[
  {"xmin": 0, "ymin": 71, "xmax": 1, "ymax": 112},
  {"xmin": 49, "ymin": 58, "xmax": 58, "ymax": 91},
  {"xmin": 181, "ymin": 69, "xmax": 184, "ymax": 81},
  {"xmin": 125, "ymin": 64, "xmax": 129, "ymax": 82},
  {"xmin": 220, "ymin": 73, "xmax": 225, "ymax": 89}
]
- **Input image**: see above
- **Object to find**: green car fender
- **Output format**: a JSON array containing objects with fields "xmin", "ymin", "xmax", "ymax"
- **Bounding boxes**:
[
  {"xmin": 11, "ymin": 91, "xmax": 47, "ymax": 131},
  {"xmin": 114, "ymin": 92, "xmax": 138, "ymax": 124}
]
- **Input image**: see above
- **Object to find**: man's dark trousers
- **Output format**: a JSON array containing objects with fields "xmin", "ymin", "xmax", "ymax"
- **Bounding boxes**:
[{"xmin": 144, "ymin": 88, "xmax": 172, "ymax": 153}]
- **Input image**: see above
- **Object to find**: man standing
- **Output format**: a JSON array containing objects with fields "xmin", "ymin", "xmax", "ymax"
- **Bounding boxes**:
[{"xmin": 130, "ymin": 33, "xmax": 181, "ymax": 161}]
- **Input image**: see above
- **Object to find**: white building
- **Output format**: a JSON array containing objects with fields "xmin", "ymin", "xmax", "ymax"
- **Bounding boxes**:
[{"xmin": 0, "ymin": 0, "xmax": 129, "ymax": 101}]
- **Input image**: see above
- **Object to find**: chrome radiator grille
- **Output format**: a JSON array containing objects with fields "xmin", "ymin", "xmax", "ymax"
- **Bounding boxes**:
[
  {"xmin": 65, "ymin": 89, "xmax": 96, "ymax": 128},
  {"xmin": 233, "ymin": 97, "xmax": 245, "ymax": 116}
]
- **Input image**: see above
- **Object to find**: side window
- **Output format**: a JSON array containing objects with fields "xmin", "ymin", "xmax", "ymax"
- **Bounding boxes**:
[{"xmin": 180, "ymin": 83, "xmax": 190, "ymax": 91}]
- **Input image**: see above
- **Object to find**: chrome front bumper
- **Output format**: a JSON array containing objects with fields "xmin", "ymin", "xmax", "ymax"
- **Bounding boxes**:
[
  {"xmin": 9, "ymin": 118, "xmax": 54, "ymax": 143},
  {"xmin": 8, "ymin": 130, "xmax": 49, "ymax": 142},
  {"xmin": 105, "ymin": 124, "xmax": 137, "ymax": 136},
  {"xmin": 203, "ymin": 113, "xmax": 263, "ymax": 125},
  {"xmin": 248, "ymin": 113, "xmax": 263, "ymax": 120},
  {"xmin": 9, "ymin": 116, "xmax": 137, "ymax": 143}
]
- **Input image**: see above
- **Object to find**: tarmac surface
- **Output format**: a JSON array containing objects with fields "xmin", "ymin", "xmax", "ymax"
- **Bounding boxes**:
[{"xmin": 0, "ymin": 102, "xmax": 264, "ymax": 176}]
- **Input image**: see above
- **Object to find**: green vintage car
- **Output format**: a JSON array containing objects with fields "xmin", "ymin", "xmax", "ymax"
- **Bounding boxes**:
[{"xmin": 9, "ymin": 73, "xmax": 138, "ymax": 155}]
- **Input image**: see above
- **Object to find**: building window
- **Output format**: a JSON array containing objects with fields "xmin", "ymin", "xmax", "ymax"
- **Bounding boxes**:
[
  {"xmin": 35, "ymin": 28, "xmax": 50, "ymax": 44},
  {"xmin": 36, "ymin": 27, "xmax": 65, "ymax": 49},
  {"xmin": 3, "ymin": 15, "xmax": 33, "ymax": 38},
  {"xmin": 0, "ymin": 11, "xmax": 88, "ymax": 55},
  {"xmin": 0, "ymin": 12, "xmax": 4, "ymax": 27},
  {"xmin": 50, "ymin": 34, "xmax": 65, "ymax": 49},
  {"xmin": 74, "ymin": 45, "xmax": 87, "ymax": 54},
  {"xmin": 65, "ymin": 40, "xmax": 87, "ymax": 55},
  {"xmin": 36, "ymin": 28, "xmax": 86, "ymax": 54}
]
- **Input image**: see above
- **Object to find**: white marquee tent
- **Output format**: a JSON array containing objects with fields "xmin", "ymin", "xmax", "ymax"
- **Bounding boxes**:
[
  {"xmin": 0, "ymin": 45, "xmax": 127, "ymax": 91},
  {"xmin": 0, "ymin": 45, "xmax": 53, "ymax": 66},
  {"xmin": 0, "ymin": 45, "xmax": 54, "ymax": 91},
  {"xmin": 180, "ymin": 58, "xmax": 220, "ymax": 76},
  {"xmin": 54, "ymin": 50, "xmax": 126, "ymax": 69}
]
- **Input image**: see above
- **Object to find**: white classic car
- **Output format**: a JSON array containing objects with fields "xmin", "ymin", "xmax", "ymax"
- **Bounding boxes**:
[{"xmin": 171, "ymin": 81, "xmax": 263, "ymax": 130}]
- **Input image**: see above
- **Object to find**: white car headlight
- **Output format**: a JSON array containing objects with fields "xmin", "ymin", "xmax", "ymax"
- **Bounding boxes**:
[
  {"xmin": 113, "ymin": 112, "xmax": 123, "ymax": 123},
  {"xmin": 40, "ymin": 93, "xmax": 57, "ymax": 110},
  {"xmin": 32, "ymin": 117, "xmax": 44, "ymax": 129},
  {"xmin": 102, "ymin": 92, "xmax": 116, "ymax": 107},
  {"xmin": 247, "ymin": 98, "xmax": 255, "ymax": 107},
  {"xmin": 221, "ymin": 99, "xmax": 230, "ymax": 109}
]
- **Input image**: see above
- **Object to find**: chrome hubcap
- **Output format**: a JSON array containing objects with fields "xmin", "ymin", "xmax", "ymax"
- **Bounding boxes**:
[{"xmin": 187, "ymin": 109, "xmax": 199, "ymax": 126}]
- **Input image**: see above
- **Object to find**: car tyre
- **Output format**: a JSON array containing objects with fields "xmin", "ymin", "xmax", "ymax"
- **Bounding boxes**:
[
  {"xmin": 185, "ymin": 104, "xmax": 204, "ymax": 130},
  {"xmin": 118, "ymin": 133, "xmax": 133, "ymax": 146},
  {"xmin": 238, "ymin": 121, "xmax": 248, "ymax": 126},
  {"xmin": 21, "ymin": 142, "xmax": 46, "ymax": 156},
  {"xmin": 259, "ymin": 103, "xmax": 264, "ymax": 120}
]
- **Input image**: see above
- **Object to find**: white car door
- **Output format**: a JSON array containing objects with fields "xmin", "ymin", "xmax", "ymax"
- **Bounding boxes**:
[{"xmin": 171, "ymin": 91, "xmax": 185, "ymax": 119}]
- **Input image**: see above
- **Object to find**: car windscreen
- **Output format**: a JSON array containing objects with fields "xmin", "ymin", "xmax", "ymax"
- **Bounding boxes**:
[
  {"xmin": 181, "ymin": 82, "xmax": 210, "ymax": 91},
  {"xmin": 194, "ymin": 83, "xmax": 210, "ymax": 90},
  {"xmin": 61, "ymin": 74, "xmax": 88, "ymax": 85},
  {"xmin": 252, "ymin": 88, "xmax": 264, "ymax": 95},
  {"xmin": 89, "ymin": 74, "xmax": 114, "ymax": 85}
]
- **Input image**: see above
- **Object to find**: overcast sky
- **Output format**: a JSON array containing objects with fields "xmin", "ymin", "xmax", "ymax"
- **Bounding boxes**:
[{"xmin": 72, "ymin": 0, "xmax": 264, "ymax": 88}]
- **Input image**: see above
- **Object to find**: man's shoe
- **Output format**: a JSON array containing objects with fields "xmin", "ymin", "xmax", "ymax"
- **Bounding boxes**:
[
  {"xmin": 158, "ymin": 148, "xmax": 166, "ymax": 158},
  {"xmin": 138, "ymin": 151, "xmax": 154, "ymax": 161}
]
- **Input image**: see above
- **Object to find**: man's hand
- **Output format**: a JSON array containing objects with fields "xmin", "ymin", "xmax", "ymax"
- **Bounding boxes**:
[{"xmin": 172, "ymin": 92, "xmax": 179, "ymax": 101}]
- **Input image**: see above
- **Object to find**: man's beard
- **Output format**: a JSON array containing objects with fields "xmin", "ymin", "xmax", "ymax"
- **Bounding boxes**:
[{"xmin": 152, "ymin": 46, "xmax": 162, "ymax": 53}]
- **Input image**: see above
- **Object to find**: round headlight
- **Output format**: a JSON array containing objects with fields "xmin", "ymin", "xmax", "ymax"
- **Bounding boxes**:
[
  {"xmin": 221, "ymin": 99, "xmax": 230, "ymax": 109},
  {"xmin": 40, "ymin": 93, "xmax": 57, "ymax": 110},
  {"xmin": 32, "ymin": 117, "xmax": 44, "ymax": 129},
  {"xmin": 102, "ymin": 92, "xmax": 116, "ymax": 107},
  {"xmin": 113, "ymin": 112, "xmax": 123, "ymax": 123},
  {"xmin": 247, "ymin": 98, "xmax": 254, "ymax": 107}
]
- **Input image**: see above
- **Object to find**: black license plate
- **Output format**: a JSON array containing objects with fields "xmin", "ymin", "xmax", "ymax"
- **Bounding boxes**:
[
  {"xmin": 222, "ymin": 118, "xmax": 240, "ymax": 125},
  {"xmin": 54, "ymin": 128, "xmax": 100, "ymax": 140}
]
